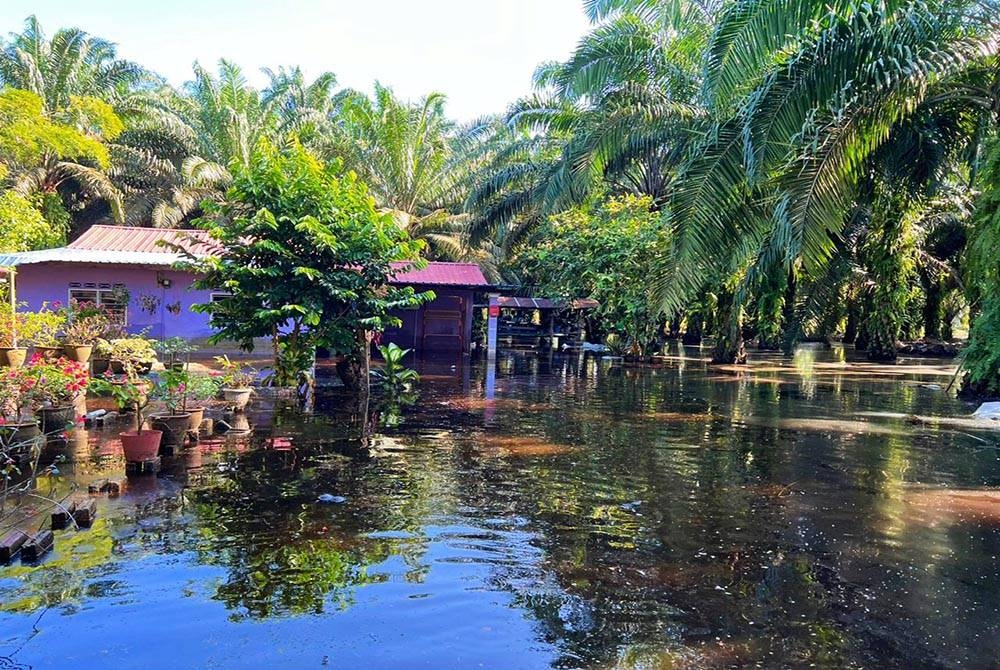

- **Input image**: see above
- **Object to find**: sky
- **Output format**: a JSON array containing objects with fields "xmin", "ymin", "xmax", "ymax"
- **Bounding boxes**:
[{"xmin": 0, "ymin": 0, "xmax": 593, "ymax": 121}]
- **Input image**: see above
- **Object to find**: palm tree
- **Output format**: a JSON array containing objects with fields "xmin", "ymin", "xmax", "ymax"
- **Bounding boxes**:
[
  {"xmin": 180, "ymin": 60, "xmax": 277, "ymax": 168},
  {"xmin": 0, "ymin": 15, "xmax": 147, "ymax": 113},
  {"xmin": 325, "ymin": 84, "xmax": 487, "ymax": 259},
  {"xmin": 661, "ymin": 0, "xmax": 1000, "ymax": 361}
]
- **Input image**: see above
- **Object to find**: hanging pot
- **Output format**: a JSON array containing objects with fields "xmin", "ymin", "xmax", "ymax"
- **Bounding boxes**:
[{"xmin": 0, "ymin": 347, "xmax": 28, "ymax": 368}]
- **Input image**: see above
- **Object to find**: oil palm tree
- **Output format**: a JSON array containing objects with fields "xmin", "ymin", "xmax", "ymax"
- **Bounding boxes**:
[{"xmin": 661, "ymin": 0, "xmax": 1000, "ymax": 361}]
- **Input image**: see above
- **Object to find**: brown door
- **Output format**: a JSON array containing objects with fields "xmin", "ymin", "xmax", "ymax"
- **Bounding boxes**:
[{"xmin": 422, "ymin": 295, "xmax": 465, "ymax": 352}]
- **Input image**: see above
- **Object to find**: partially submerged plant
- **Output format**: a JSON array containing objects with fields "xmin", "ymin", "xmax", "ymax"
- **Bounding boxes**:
[
  {"xmin": 88, "ymin": 359, "xmax": 152, "ymax": 433},
  {"xmin": 370, "ymin": 342, "xmax": 418, "ymax": 392},
  {"xmin": 182, "ymin": 373, "xmax": 220, "ymax": 411}
]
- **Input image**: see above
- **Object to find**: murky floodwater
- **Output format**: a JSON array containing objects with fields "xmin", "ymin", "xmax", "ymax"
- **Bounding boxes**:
[{"xmin": 1, "ymin": 345, "xmax": 998, "ymax": 669}]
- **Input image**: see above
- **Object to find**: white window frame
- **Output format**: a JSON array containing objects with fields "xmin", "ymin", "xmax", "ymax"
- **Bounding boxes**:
[{"xmin": 67, "ymin": 282, "xmax": 129, "ymax": 326}]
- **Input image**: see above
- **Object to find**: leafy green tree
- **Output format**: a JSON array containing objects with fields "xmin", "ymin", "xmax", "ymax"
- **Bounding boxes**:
[
  {"xmin": 516, "ymin": 195, "xmax": 666, "ymax": 355},
  {"xmin": 0, "ymin": 191, "xmax": 63, "ymax": 251},
  {"xmin": 0, "ymin": 87, "xmax": 123, "ymax": 235},
  {"xmin": 961, "ymin": 137, "xmax": 1000, "ymax": 396},
  {"xmin": 185, "ymin": 141, "xmax": 429, "ymax": 391}
]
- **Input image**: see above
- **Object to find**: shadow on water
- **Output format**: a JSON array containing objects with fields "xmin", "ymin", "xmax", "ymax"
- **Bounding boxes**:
[{"xmin": 1, "ymin": 345, "xmax": 998, "ymax": 669}]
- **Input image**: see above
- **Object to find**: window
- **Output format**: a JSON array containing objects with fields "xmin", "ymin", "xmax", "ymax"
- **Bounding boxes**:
[
  {"xmin": 68, "ymin": 283, "xmax": 128, "ymax": 325},
  {"xmin": 210, "ymin": 292, "xmax": 233, "ymax": 303}
]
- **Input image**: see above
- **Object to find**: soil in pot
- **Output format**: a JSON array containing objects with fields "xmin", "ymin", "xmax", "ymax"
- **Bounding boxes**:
[
  {"xmin": 151, "ymin": 413, "xmax": 192, "ymax": 447},
  {"xmin": 0, "ymin": 347, "xmax": 28, "ymax": 368},
  {"xmin": 120, "ymin": 429, "xmax": 163, "ymax": 462}
]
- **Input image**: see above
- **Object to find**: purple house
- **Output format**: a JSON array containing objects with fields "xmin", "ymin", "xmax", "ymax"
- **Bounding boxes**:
[{"xmin": 0, "ymin": 226, "xmax": 490, "ymax": 355}]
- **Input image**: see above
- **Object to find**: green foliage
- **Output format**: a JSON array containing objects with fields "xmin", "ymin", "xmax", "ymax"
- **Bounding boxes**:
[
  {"xmin": 19, "ymin": 304, "xmax": 66, "ymax": 347},
  {"xmin": 0, "ymin": 191, "xmax": 63, "ymax": 251},
  {"xmin": 186, "ymin": 141, "xmax": 430, "ymax": 387},
  {"xmin": 371, "ymin": 342, "xmax": 419, "ymax": 391},
  {"xmin": 961, "ymin": 137, "xmax": 1000, "ymax": 395},
  {"xmin": 516, "ymin": 195, "xmax": 666, "ymax": 355},
  {"xmin": 0, "ymin": 88, "xmax": 113, "ymax": 169}
]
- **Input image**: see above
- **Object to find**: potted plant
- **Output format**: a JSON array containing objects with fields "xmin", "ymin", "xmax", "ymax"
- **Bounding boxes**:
[
  {"xmin": 0, "ymin": 366, "xmax": 40, "ymax": 448},
  {"xmin": 183, "ymin": 373, "xmax": 220, "ymax": 435},
  {"xmin": 89, "ymin": 362, "xmax": 161, "ymax": 462},
  {"xmin": 23, "ymin": 355, "xmax": 88, "ymax": 434},
  {"xmin": 215, "ymin": 355, "xmax": 256, "ymax": 410},
  {"xmin": 93, "ymin": 335, "xmax": 158, "ymax": 375},
  {"xmin": 0, "ymin": 302, "xmax": 26, "ymax": 368},
  {"xmin": 20, "ymin": 303, "xmax": 66, "ymax": 361},
  {"xmin": 60, "ymin": 301, "xmax": 111, "ymax": 363},
  {"xmin": 149, "ymin": 367, "xmax": 191, "ymax": 448},
  {"xmin": 154, "ymin": 337, "xmax": 197, "ymax": 371}
]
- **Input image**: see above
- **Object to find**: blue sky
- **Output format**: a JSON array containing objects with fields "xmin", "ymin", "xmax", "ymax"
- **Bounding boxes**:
[{"xmin": 0, "ymin": 0, "xmax": 592, "ymax": 121}]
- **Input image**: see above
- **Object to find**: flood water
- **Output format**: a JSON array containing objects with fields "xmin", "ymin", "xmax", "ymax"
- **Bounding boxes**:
[{"xmin": 1, "ymin": 346, "xmax": 998, "ymax": 669}]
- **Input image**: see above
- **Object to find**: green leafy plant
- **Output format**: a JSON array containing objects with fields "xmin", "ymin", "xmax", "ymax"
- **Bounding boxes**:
[
  {"xmin": 88, "ymin": 364, "xmax": 152, "ymax": 433},
  {"xmin": 183, "ymin": 374, "xmax": 221, "ymax": 410},
  {"xmin": 180, "ymin": 141, "xmax": 430, "ymax": 393},
  {"xmin": 19, "ymin": 303, "xmax": 66, "ymax": 347},
  {"xmin": 151, "ymin": 368, "xmax": 189, "ymax": 415},
  {"xmin": 370, "ymin": 342, "xmax": 419, "ymax": 392},
  {"xmin": 94, "ymin": 336, "xmax": 158, "ymax": 367},
  {"xmin": 214, "ymin": 355, "xmax": 256, "ymax": 389}
]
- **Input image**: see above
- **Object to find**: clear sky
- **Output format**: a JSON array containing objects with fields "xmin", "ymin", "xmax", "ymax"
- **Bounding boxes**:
[{"xmin": 0, "ymin": 0, "xmax": 592, "ymax": 121}]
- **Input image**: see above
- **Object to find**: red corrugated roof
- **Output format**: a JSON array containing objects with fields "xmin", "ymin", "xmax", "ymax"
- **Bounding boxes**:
[
  {"xmin": 68, "ymin": 226, "xmax": 490, "ymax": 287},
  {"xmin": 69, "ymin": 225, "xmax": 218, "ymax": 255},
  {"xmin": 390, "ymin": 261, "xmax": 489, "ymax": 287}
]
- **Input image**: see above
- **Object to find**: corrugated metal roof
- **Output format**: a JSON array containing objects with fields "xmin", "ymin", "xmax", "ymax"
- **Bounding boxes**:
[
  {"xmin": 0, "ymin": 248, "xmax": 185, "ymax": 267},
  {"xmin": 1, "ymin": 226, "xmax": 492, "ymax": 288},
  {"xmin": 390, "ymin": 261, "xmax": 490, "ymax": 287},
  {"xmin": 69, "ymin": 225, "xmax": 218, "ymax": 255}
]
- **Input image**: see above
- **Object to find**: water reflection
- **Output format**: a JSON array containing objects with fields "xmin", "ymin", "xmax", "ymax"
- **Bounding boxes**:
[{"xmin": 0, "ymin": 349, "xmax": 998, "ymax": 669}]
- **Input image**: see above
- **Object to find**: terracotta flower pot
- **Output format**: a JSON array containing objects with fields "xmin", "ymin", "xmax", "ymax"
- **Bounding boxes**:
[
  {"xmin": 222, "ymin": 388, "xmax": 252, "ymax": 410},
  {"xmin": 120, "ymin": 429, "xmax": 163, "ymax": 462},
  {"xmin": 0, "ymin": 347, "xmax": 28, "ymax": 368},
  {"xmin": 151, "ymin": 413, "xmax": 192, "ymax": 447},
  {"xmin": 62, "ymin": 344, "xmax": 93, "ymax": 363},
  {"xmin": 33, "ymin": 345, "xmax": 63, "ymax": 362},
  {"xmin": 38, "ymin": 405, "xmax": 76, "ymax": 434}
]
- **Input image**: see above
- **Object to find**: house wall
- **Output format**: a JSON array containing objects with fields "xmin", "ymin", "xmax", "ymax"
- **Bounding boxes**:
[
  {"xmin": 13, "ymin": 263, "xmax": 216, "ymax": 339},
  {"xmin": 14, "ymin": 263, "xmax": 478, "ymax": 354}
]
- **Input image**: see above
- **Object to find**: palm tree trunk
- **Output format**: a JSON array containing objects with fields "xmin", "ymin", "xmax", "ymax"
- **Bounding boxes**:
[{"xmin": 711, "ymin": 290, "xmax": 746, "ymax": 364}]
